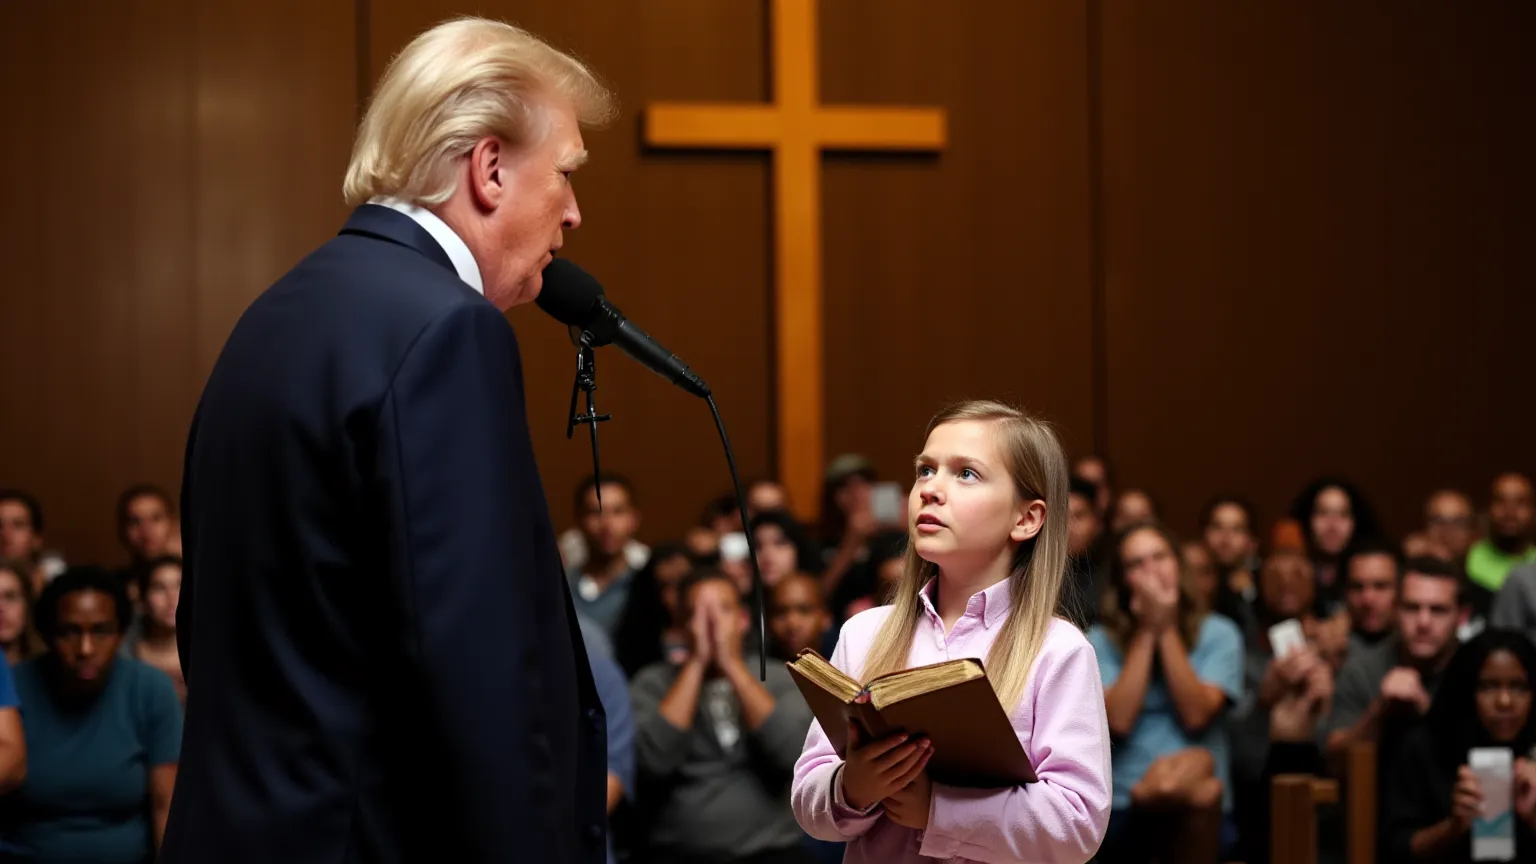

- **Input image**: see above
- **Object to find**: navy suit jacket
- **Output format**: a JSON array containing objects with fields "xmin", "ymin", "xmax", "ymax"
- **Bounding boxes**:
[{"xmin": 161, "ymin": 205, "xmax": 608, "ymax": 864}]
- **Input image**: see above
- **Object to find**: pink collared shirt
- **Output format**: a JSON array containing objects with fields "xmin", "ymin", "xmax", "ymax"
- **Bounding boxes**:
[{"xmin": 791, "ymin": 577, "xmax": 1112, "ymax": 863}]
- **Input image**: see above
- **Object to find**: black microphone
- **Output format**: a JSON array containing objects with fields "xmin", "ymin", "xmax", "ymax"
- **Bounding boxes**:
[
  {"xmin": 537, "ymin": 260, "xmax": 710, "ymax": 398},
  {"xmin": 537, "ymin": 257, "xmax": 768, "ymax": 680}
]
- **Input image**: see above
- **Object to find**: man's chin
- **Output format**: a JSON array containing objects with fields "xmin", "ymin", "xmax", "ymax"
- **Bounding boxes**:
[
  {"xmin": 515, "ymin": 272, "xmax": 544, "ymax": 304},
  {"xmin": 488, "ymin": 277, "xmax": 542, "ymax": 312}
]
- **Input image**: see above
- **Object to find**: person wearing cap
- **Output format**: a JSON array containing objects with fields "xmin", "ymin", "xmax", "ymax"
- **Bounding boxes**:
[
  {"xmin": 817, "ymin": 455, "xmax": 884, "ymax": 620},
  {"xmin": 165, "ymin": 19, "xmax": 616, "ymax": 864}
]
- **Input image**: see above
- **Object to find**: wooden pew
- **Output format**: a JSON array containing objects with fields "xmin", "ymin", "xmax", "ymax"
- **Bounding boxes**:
[
  {"xmin": 1268, "ymin": 741, "xmax": 1377, "ymax": 864},
  {"xmin": 1345, "ymin": 741, "xmax": 1376, "ymax": 864},
  {"xmin": 1271, "ymin": 774, "xmax": 1339, "ymax": 864}
]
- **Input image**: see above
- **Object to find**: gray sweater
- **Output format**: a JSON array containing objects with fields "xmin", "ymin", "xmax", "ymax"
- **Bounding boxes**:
[
  {"xmin": 630, "ymin": 659, "xmax": 812, "ymax": 859},
  {"xmin": 1491, "ymin": 563, "xmax": 1536, "ymax": 643}
]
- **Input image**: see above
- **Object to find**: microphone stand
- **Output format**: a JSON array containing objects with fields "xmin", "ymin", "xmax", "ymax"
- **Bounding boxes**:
[
  {"xmin": 559, "ymin": 329, "xmax": 769, "ymax": 680},
  {"xmin": 566, "ymin": 330, "xmax": 611, "ymax": 510}
]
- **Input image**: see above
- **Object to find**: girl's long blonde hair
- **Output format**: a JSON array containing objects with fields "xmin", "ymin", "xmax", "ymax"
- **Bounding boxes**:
[{"xmin": 859, "ymin": 401, "xmax": 1070, "ymax": 714}]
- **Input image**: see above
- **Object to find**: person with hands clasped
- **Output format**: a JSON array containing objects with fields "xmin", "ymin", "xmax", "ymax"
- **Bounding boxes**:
[
  {"xmin": 1088, "ymin": 522, "xmax": 1246, "ymax": 864},
  {"xmin": 630, "ymin": 570, "xmax": 815, "ymax": 864},
  {"xmin": 791, "ymin": 401, "xmax": 1112, "ymax": 864},
  {"xmin": 1383, "ymin": 629, "xmax": 1536, "ymax": 862}
]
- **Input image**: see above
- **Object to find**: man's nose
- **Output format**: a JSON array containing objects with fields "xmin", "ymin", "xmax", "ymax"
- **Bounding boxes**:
[{"xmin": 564, "ymin": 197, "xmax": 582, "ymax": 230}]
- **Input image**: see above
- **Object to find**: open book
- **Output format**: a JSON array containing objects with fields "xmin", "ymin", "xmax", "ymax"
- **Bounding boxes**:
[{"xmin": 787, "ymin": 649, "xmax": 1038, "ymax": 788}]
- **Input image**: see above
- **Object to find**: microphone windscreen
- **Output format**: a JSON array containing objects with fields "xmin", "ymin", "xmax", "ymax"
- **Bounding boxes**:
[{"xmin": 536, "ymin": 259, "xmax": 605, "ymax": 326}]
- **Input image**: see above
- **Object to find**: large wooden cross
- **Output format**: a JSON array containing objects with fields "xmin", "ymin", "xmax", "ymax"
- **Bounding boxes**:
[{"xmin": 644, "ymin": 0, "xmax": 946, "ymax": 521}]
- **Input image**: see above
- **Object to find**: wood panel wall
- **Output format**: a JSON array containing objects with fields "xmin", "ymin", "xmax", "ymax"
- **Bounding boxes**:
[
  {"xmin": 1098, "ymin": 0, "xmax": 1536, "ymax": 538},
  {"xmin": 0, "ymin": 0, "xmax": 354, "ymax": 565},
  {"xmin": 2, "ymin": 0, "xmax": 1530, "ymax": 564}
]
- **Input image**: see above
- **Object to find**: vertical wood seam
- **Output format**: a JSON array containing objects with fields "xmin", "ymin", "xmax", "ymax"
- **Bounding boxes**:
[
  {"xmin": 355, "ymin": 0, "xmax": 371, "ymax": 122},
  {"xmin": 1085, "ymin": 0, "xmax": 1109, "ymax": 458}
]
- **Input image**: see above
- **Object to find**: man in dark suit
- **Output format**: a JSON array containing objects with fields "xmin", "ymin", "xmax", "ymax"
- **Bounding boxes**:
[{"xmin": 161, "ymin": 18, "xmax": 618, "ymax": 864}]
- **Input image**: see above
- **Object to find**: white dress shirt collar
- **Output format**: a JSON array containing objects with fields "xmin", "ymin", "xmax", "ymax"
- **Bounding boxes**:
[{"xmin": 367, "ymin": 196, "xmax": 484, "ymax": 295}]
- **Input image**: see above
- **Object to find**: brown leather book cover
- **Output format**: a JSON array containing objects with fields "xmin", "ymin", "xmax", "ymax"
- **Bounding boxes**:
[{"xmin": 787, "ymin": 652, "xmax": 1038, "ymax": 788}]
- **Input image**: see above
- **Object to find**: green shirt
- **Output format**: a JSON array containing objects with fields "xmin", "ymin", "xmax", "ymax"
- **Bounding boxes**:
[{"xmin": 1466, "ymin": 538, "xmax": 1536, "ymax": 592}]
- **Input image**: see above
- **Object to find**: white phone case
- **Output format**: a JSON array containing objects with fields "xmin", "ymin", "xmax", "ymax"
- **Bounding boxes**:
[
  {"xmin": 1268, "ymin": 618, "xmax": 1306, "ymax": 658},
  {"xmin": 1470, "ymin": 747, "xmax": 1515, "ymax": 861},
  {"xmin": 871, "ymin": 482, "xmax": 903, "ymax": 526}
]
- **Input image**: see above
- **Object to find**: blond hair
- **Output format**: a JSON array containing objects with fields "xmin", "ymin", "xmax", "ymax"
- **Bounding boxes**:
[
  {"xmin": 344, "ymin": 17, "xmax": 616, "ymax": 207},
  {"xmin": 860, "ymin": 401, "xmax": 1071, "ymax": 714}
]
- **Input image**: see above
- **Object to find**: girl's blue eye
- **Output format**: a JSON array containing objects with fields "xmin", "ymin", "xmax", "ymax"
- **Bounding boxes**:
[
  {"xmin": 917, "ymin": 465, "xmax": 934, "ymax": 478},
  {"xmin": 959, "ymin": 468, "xmax": 977, "ymax": 480}
]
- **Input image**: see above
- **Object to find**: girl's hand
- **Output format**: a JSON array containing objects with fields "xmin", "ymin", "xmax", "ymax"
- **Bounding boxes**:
[
  {"xmin": 839, "ymin": 719, "xmax": 931, "ymax": 811},
  {"xmin": 883, "ymin": 771, "xmax": 933, "ymax": 829}
]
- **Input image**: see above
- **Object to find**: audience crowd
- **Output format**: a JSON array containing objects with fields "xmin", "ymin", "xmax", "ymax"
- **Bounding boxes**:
[{"xmin": 0, "ymin": 460, "xmax": 1531, "ymax": 863}]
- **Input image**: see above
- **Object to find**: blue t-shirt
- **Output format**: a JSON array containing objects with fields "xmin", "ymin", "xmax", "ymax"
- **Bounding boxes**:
[
  {"xmin": 582, "ymin": 620, "xmax": 633, "ymax": 864},
  {"xmin": 1089, "ymin": 614, "xmax": 1245, "ymax": 812},
  {"xmin": 8, "ymin": 657, "xmax": 183, "ymax": 864},
  {"xmin": 0, "ymin": 660, "xmax": 17, "ymax": 708}
]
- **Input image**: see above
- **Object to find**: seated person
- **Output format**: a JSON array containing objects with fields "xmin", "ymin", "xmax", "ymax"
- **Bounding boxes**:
[
  {"xmin": 5, "ymin": 566, "xmax": 181, "ymax": 864},
  {"xmin": 839, "ymin": 533, "xmax": 904, "ymax": 619},
  {"xmin": 0, "ymin": 644, "xmax": 23, "ymax": 792},
  {"xmin": 113, "ymin": 485, "xmax": 177, "ymax": 590},
  {"xmin": 1200, "ymin": 495, "xmax": 1260, "ymax": 616},
  {"xmin": 1465, "ymin": 473, "xmax": 1535, "ymax": 596},
  {"xmin": 630, "ymin": 570, "xmax": 815, "ymax": 864},
  {"xmin": 1182, "ymin": 540, "xmax": 1218, "ymax": 613},
  {"xmin": 750, "ymin": 510, "xmax": 822, "ymax": 590},
  {"xmin": 745, "ymin": 479, "xmax": 790, "ymax": 518},
  {"xmin": 0, "ymin": 560, "xmax": 42, "ymax": 666},
  {"xmin": 612, "ymin": 543, "xmax": 693, "ymax": 677},
  {"xmin": 1228, "ymin": 549, "xmax": 1339, "ymax": 860},
  {"xmin": 1111, "ymin": 489, "xmax": 1160, "ymax": 534},
  {"xmin": 767, "ymin": 573, "xmax": 832, "ymax": 661},
  {"xmin": 567, "ymin": 473, "xmax": 646, "ymax": 638},
  {"xmin": 762, "ymin": 578, "xmax": 844, "ymax": 864},
  {"xmin": 1324, "ymin": 556, "xmax": 1465, "ymax": 765},
  {"xmin": 1489, "ymin": 562, "xmax": 1536, "ymax": 647},
  {"xmin": 1340, "ymin": 539, "xmax": 1401, "ymax": 652},
  {"xmin": 1089, "ymin": 523, "xmax": 1244, "ymax": 864},
  {"xmin": 1382, "ymin": 629, "xmax": 1536, "ymax": 862},
  {"xmin": 124, "ymin": 555, "xmax": 184, "ymax": 704},
  {"xmin": 1063, "ymin": 475, "xmax": 1106, "ymax": 628},
  {"xmin": 1241, "ymin": 646, "xmax": 1334, "ymax": 864}
]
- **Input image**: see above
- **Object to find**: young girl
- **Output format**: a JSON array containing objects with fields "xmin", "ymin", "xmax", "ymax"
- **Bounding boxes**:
[{"xmin": 791, "ymin": 401, "xmax": 1112, "ymax": 863}]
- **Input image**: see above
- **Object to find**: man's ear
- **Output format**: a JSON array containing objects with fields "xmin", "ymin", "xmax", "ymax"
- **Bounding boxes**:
[
  {"xmin": 1011, "ymin": 499, "xmax": 1046, "ymax": 544},
  {"xmin": 467, "ymin": 136, "xmax": 505, "ymax": 211}
]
